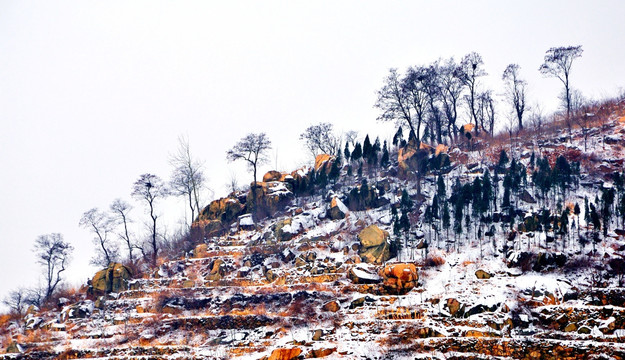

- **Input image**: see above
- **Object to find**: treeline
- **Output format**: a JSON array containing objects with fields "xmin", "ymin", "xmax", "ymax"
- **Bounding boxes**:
[{"xmin": 376, "ymin": 46, "xmax": 584, "ymax": 146}]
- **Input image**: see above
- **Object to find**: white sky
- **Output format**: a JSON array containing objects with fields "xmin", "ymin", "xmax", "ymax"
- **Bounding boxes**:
[{"xmin": 1, "ymin": 1, "xmax": 624, "ymax": 307}]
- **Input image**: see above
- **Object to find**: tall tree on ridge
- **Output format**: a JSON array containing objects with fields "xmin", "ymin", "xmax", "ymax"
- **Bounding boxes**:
[
  {"xmin": 502, "ymin": 64, "xmax": 527, "ymax": 131},
  {"xmin": 539, "ymin": 45, "xmax": 583, "ymax": 121}
]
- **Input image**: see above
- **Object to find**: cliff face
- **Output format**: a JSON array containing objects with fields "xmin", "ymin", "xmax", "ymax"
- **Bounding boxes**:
[{"xmin": 4, "ymin": 104, "xmax": 625, "ymax": 359}]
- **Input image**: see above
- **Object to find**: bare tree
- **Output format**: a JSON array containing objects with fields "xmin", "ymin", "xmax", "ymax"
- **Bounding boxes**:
[
  {"xmin": 402, "ymin": 65, "xmax": 431, "ymax": 145},
  {"xmin": 226, "ymin": 133, "xmax": 272, "ymax": 187},
  {"xmin": 79, "ymin": 208, "xmax": 117, "ymax": 267},
  {"xmin": 3, "ymin": 288, "xmax": 27, "ymax": 315},
  {"xmin": 110, "ymin": 198, "xmax": 134, "ymax": 262},
  {"xmin": 460, "ymin": 52, "xmax": 487, "ymax": 135},
  {"xmin": 227, "ymin": 171, "xmax": 240, "ymax": 194},
  {"xmin": 169, "ymin": 136, "xmax": 207, "ymax": 225},
  {"xmin": 438, "ymin": 58, "xmax": 465, "ymax": 142},
  {"xmin": 375, "ymin": 68, "xmax": 417, "ymax": 141},
  {"xmin": 478, "ymin": 91, "xmax": 496, "ymax": 136},
  {"xmin": 299, "ymin": 123, "xmax": 341, "ymax": 158},
  {"xmin": 33, "ymin": 233, "xmax": 72, "ymax": 301},
  {"xmin": 422, "ymin": 62, "xmax": 444, "ymax": 144},
  {"xmin": 576, "ymin": 101, "xmax": 594, "ymax": 151},
  {"xmin": 132, "ymin": 174, "xmax": 168, "ymax": 265},
  {"xmin": 539, "ymin": 45, "xmax": 583, "ymax": 119},
  {"xmin": 344, "ymin": 130, "xmax": 359, "ymax": 147},
  {"xmin": 528, "ymin": 103, "xmax": 546, "ymax": 133},
  {"xmin": 502, "ymin": 64, "xmax": 527, "ymax": 130}
]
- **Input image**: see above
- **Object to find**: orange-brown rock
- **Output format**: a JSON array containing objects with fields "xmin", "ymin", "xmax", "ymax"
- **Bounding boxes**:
[
  {"xmin": 446, "ymin": 298, "xmax": 464, "ymax": 317},
  {"xmin": 398, "ymin": 142, "xmax": 432, "ymax": 171},
  {"xmin": 263, "ymin": 170, "xmax": 284, "ymax": 182},
  {"xmin": 435, "ymin": 144, "xmax": 448, "ymax": 156},
  {"xmin": 381, "ymin": 263, "xmax": 418, "ymax": 295},
  {"xmin": 475, "ymin": 269, "xmax": 492, "ymax": 279},
  {"xmin": 321, "ymin": 301, "xmax": 340, "ymax": 312},
  {"xmin": 309, "ymin": 348, "xmax": 336, "ymax": 358},
  {"xmin": 193, "ymin": 243, "xmax": 209, "ymax": 258},
  {"xmin": 314, "ymin": 154, "xmax": 335, "ymax": 173},
  {"xmin": 268, "ymin": 347, "xmax": 301, "ymax": 360},
  {"xmin": 199, "ymin": 196, "xmax": 245, "ymax": 224}
]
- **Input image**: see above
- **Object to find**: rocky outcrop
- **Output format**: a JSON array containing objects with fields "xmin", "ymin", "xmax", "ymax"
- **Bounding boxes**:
[
  {"xmin": 90, "ymin": 263, "xmax": 132, "ymax": 295},
  {"xmin": 314, "ymin": 154, "xmax": 335, "ymax": 173},
  {"xmin": 247, "ymin": 181, "xmax": 294, "ymax": 217},
  {"xmin": 398, "ymin": 142, "xmax": 431, "ymax": 172},
  {"xmin": 267, "ymin": 347, "xmax": 301, "ymax": 360},
  {"xmin": 381, "ymin": 263, "xmax": 418, "ymax": 295},
  {"xmin": 263, "ymin": 170, "xmax": 284, "ymax": 182},
  {"xmin": 274, "ymin": 219, "xmax": 294, "ymax": 242},
  {"xmin": 199, "ymin": 196, "xmax": 245, "ymax": 224},
  {"xmin": 358, "ymin": 225, "xmax": 391, "ymax": 264}
]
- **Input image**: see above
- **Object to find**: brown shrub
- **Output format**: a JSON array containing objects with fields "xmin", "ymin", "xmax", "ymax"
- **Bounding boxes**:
[{"xmin": 422, "ymin": 254, "xmax": 445, "ymax": 268}]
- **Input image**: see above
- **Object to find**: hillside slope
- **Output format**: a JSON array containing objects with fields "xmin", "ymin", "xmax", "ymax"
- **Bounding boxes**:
[{"xmin": 2, "ymin": 100, "xmax": 625, "ymax": 359}]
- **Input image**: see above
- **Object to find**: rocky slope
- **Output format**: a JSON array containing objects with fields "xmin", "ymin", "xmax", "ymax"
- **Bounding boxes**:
[{"xmin": 2, "ymin": 101, "xmax": 625, "ymax": 359}]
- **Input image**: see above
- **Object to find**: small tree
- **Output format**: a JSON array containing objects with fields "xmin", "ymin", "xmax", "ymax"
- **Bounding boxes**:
[
  {"xmin": 79, "ymin": 208, "xmax": 117, "ymax": 267},
  {"xmin": 33, "ymin": 233, "xmax": 73, "ymax": 301},
  {"xmin": 110, "ymin": 199, "xmax": 134, "ymax": 262},
  {"xmin": 299, "ymin": 123, "xmax": 341, "ymax": 158},
  {"xmin": 351, "ymin": 142, "xmax": 363, "ymax": 163},
  {"xmin": 3, "ymin": 288, "xmax": 27, "ymax": 316},
  {"xmin": 380, "ymin": 141, "xmax": 390, "ymax": 168},
  {"xmin": 169, "ymin": 136, "xmax": 206, "ymax": 225},
  {"xmin": 132, "ymin": 174, "xmax": 168, "ymax": 265},
  {"xmin": 343, "ymin": 142, "xmax": 351, "ymax": 163},
  {"xmin": 226, "ymin": 133, "xmax": 272, "ymax": 186}
]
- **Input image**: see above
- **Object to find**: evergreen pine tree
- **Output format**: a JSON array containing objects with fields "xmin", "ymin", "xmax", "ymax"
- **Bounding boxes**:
[
  {"xmin": 437, "ymin": 175, "xmax": 446, "ymax": 200},
  {"xmin": 400, "ymin": 189, "xmax": 413, "ymax": 213},
  {"xmin": 482, "ymin": 170, "xmax": 493, "ymax": 214},
  {"xmin": 442, "ymin": 201, "xmax": 451, "ymax": 243},
  {"xmin": 362, "ymin": 135, "xmax": 372, "ymax": 160},
  {"xmin": 574, "ymin": 203, "xmax": 581, "ymax": 239},
  {"xmin": 344, "ymin": 142, "xmax": 351, "ymax": 163},
  {"xmin": 380, "ymin": 141, "xmax": 390, "ymax": 168},
  {"xmin": 357, "ymin": 162, "xmax": 363, "ymax": 177},
  {"xmin": 498, "ymin": 149, "xmax": 509, "ymax": 168},
  {"xmin": 393, "ymin": 127, "xmax": 403, "ymax": 147},
  {"xmin": 351, "ymin": 142, "xmax": 362, "ymax": 162}
]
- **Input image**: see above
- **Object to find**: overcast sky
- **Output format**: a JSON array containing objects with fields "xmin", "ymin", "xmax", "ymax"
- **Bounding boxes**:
[{"xmin": 1, "ymin": 1, "xmax": 624, "ymax": 307}]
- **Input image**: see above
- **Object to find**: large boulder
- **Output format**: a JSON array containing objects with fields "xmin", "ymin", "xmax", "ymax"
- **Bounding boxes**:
[
  {"xmin": 203, "ymin": 219, "xmax": 225, "ymax": 238},
  {"xmin": 381, "ymin": 263, "xmax": 418, "ymax": 295},
  {"xmin": 274, "ymin": 219, "xmax": 294, "ymax": 242},
  {"xmin": 398, "ymin": 142, "xmax": 431, "ymax": 172},
  {"xmin": 200, "ymin": 196, "xmax": 245, "ymax": 224},
  {"xmin": 268, "ymin": 348, "xmax": 301, "ymax": 360},
  {"xmin": 349, "ymin": 264, "xmax": 382, "ymax": 284},
  {"xmin": 247, "ymin": 181, "xmax": 294, "ymax": 217},
  {"xmin": 263, "ymin": 170, "xmax": 284, "ymax": 182},
  {"xmin": 90, "ymin": 263, "xmax": 132, "ymax": 295},
  {"xmin": 314, "ymin": 154, "xmax": 335, "ymax": 173},
  {"xmin": 358, "ymin": 225, "xmax": 391, "ymax": 264}
]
